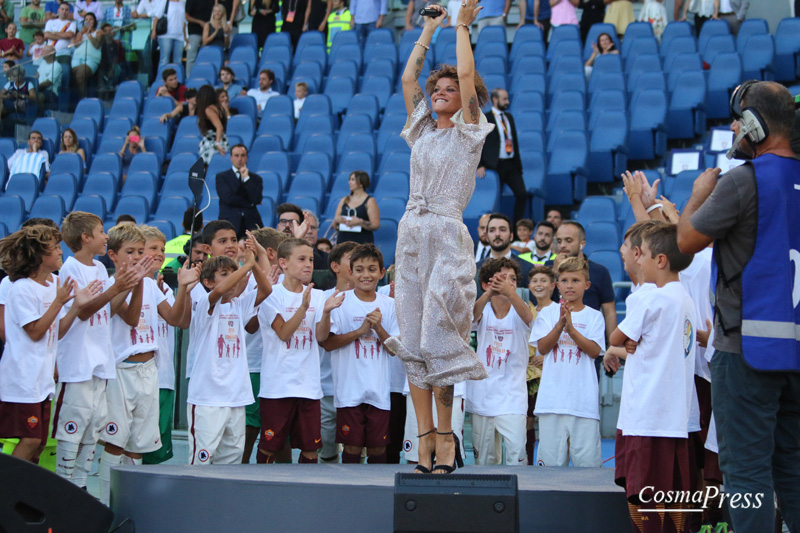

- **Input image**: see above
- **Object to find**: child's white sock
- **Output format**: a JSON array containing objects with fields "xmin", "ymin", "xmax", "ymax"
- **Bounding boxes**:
[
  {"xmin": 70, "ymin": 443, "xmax": 97, "ymax": 488},
  {"xmin": 99, "ymin": 450, "xmax": 122, "ymax": 506},
  {"xmin": 55, "ymin": 441, "xmax": 80, "ymax": 481}
]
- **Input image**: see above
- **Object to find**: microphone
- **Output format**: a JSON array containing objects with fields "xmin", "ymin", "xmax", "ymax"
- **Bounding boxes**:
[{"xmin": 419, "ymin": 7, "xmax": 445, "ymax": 17}]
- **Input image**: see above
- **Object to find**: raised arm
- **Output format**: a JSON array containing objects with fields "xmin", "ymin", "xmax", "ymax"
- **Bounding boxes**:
[
  {"xmin": 455, "ymin": 0, "xmax": 482, "ymax": 124},
  {"xmin": 401, "ymin": 5, "xmax": 445, "ymax": 122}
]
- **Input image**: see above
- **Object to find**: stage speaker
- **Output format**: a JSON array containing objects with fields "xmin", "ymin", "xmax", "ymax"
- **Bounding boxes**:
[
  {"xmin": 0, "ymin": 453, "xmax": 114, "ymax": 533},
  {"xmin": 394, "ymin": 473, "xmax": 518, "ymax": 533}
]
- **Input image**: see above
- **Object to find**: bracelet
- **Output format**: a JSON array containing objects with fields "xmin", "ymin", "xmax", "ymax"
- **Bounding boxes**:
[
  {"xmin": 456, "ymin": 23, "xmax": 470, "ymax": 33},
  {"xmin": 646, "ymin": 203, "xmax": 663, "ymax": 213},
  {"xmin": 414, "ymin": 41, "xmax": 429, "ymax": 51}
]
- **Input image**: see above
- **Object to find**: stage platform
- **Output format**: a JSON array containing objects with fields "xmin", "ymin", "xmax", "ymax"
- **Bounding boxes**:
[{"xmin": 111, "ymin": 464, "xmax": 632, "ymax": 532}]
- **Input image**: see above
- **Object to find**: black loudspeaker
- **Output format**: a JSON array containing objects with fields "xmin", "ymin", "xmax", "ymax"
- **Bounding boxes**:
[
  {"xmin": 0, "ymin": 453, "xmax": 114, "ymax": 533},
  {"xmin": 394, "ymin": 473, "xmax": 518, "ymax": 533}
]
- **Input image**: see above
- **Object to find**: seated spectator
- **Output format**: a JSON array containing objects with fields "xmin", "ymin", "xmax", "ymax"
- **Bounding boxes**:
[
  {"xmin": 202, "ymin": 3, "xmax": 230, "ymax": 49},
  {"xmin": 0, "ymin": 23, "xmax": 24, "ymax": 60},
  {"xmin": 27, "ymin": 30, "xmax": 47, "ymax": 63},
  {"xmin": 584, "ymin": 32, "xmax": 618, "ymax": 77},
  {"xmin": 315, "ymin": 238, "xmax": 332, "ymax": 254},
  {"xmin": 74, "ymin": 0, "xmax": 104, "ymax": 28},
  {"xmin": 36, "ymin": 45, "xmax": 62, "ymax": 108},
  {"xmin": 70, "ymin": 12, "xmax": 103, "ymax": 95},
  {"xmin": 155, "ymin": 0, "xmax": 186, "ymax": 67},
  {"xmin": 0, "ymin": 66, "xmax": 36, "ymax": 133},
  {"xmin": 246, "ymin": 68, "xmax": 278, "ymax": 116},
  {"xmin": 179, "ymin": 87, "xmax": 198, "ymax": 120},
  {"xmin": 20, "ymin": 0, "xmax": 47, "ymax": 46},
  {"xmin": 293, "ymin": 81, "xmax": 307, "ymax": 119},
  {"xmin": 60, "ymin": 127, "xmax": 86, "ymax": 162},
  {"xmin": 119, "ymin": 126, "xmax": 146, "ymax": 181},
  {"xmin": 155, "ymin": 67, "xmax": 187, "ymax": 104},
  {"xmin": 217, "ymin": 66, "xmax": 244, "ymax": 101},
  {"xmin": 550, "ymin": 0, "xmax": 578, "ymax": 29},
  {"xmin": 332, "ymin": 170, "xmax": 380, "ymax": 244},
  {"xmin": 215, "ymin": 87, "xmax": 238, "ymax": 119},
  {"xmin": 7, "ymin": 130, "xmax": 50, "ymax": 184},
  {"xmin": 511, "ymin": 218, "xmax": 536, "ymax": 254},
  {"xmin": 44, "ymin": 2, "xmax": 77, "ymax": 59},
  {"xmin": 196, "ymin": 84, "xmax": 228, "ymax": 164}
]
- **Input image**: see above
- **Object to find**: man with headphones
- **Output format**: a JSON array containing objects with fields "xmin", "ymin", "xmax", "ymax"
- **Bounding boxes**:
[{"xmin": 677, "ymin": 81, "xmax": 800, "ymax": 533}]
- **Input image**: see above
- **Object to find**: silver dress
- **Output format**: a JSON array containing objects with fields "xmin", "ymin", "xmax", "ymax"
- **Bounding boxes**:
[{"xmin": 384, "ymin": 99, "xmax": 494, "ymax": 390}]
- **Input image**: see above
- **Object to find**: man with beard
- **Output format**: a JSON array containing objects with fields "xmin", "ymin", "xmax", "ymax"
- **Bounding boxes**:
[
  {"xmin": 474, "ymin": 213, "xmax": 491, "ymax": 262},
  {"xmin": 519, "ymin": 220, "xmax": 556, "ymax": 265},
  {"xmin": 475, "ymin": 213, "xmax": 533, "ymax": 289}
]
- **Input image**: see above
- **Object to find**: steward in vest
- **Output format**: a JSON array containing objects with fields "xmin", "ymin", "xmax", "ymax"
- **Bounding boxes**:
[
  {"xmin": 519, "ymin": 221, "xmax": 557, "ymax": 265},
  {"xmin": 676, "ymin": 80, "xmax": 800, "ymax": 533},
  {"xmin": 326, "ymin": 0, "xmax": 353, "ymax": 51}
]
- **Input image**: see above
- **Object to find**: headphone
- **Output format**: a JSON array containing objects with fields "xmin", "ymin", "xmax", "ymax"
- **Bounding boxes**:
[{"xmin": 727, "ymin": 80, "xmax": 769, "ymax": 160}]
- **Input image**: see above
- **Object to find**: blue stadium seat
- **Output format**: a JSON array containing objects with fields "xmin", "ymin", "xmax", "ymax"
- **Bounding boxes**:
[
  {"xmin": 548, "ymin": 74, "xmax": 585, "ymax": 105},
  {"xmin": 195, "ymin": 46, "xmax": 223, "ymax": 72},
  {"xmin": 251, "ymin": 134, "xmax": 284, "ymax": 154},
  {"xmin": 72, "ymin": 194, "xmax": 107, "ymax": 220},
  {"xmin": 0, "ymin": 222, "xmax": 8, "ymax": 237},
  {"xmin": 205, "ymin": 153, "xmax": 231, "ymax": 192},
  {"xmin": 169, "ymin": 135, "xmax": 201, "ymax": 158},
  {"xmin": 623, "ymin": 21, "xmax": 655, "ymax": 42},
  {"xmin": 464, "ymin": 170, "xmax": 500, "ymax": 218},
  {"xmin": 109, "ymin": 98, "xmax": 140, "ymax": 123},
  {"xmin": 622, "ymin": 37, "xmax": 659, "ymax": 68},
  {"xmin": 0, "ymin": 196, "xmax": 25, "ymax": 230},
  {"xmin": 549, "ymin": 24, "xmax": 580, "ymax": 48},
  {"xmin": 364, "ymin": 27, "xmax": 393, "ymax": 47},
  {"xmin": 296, "ymin": 152, "xmax": 332, "ymax": 187},
  {"xmin": 698, "ymin": 19, "xmax": 731, "ymax": 57},
  {"xmin": 583, "ymin": 221, "xmax": 621, "ymax": 255},
  {"xmin": 374, "ymin": 219, "xmax": 397, "ymax": 266},
  {"xmin": 377, "ymin": 114, "xmax": 407, "ymax": 154},
  {"xmin": 328, "ymin": 43, "xmax": 362, "ymax": 74},
  {"xmin": 377, "ymin": 197, "xmax": 406, "ymax": 224},
  {"xmin": 509, "ymin": 90, "xmax": 544, "ymax": 115},
  {"xmin": 286, "ymin": 195, "xmax": 319, "ymax": 214},
  {"xmin": 288, "ymin": 171, "xmax": 326, "ymax": 203},
  {"xmin": 231, "ymin": 32, "xmax": 257, "ymax": 51},
  {"xmin": 328, "ymin": 61, "xmax": 359, "ymax": 84},
  {"xmin": 518, "ymin": 130, "xmax": 544, "ymax": 153},
  {"xmin": 294, "ymin": 46, "xmax": 328, "ymax": 74},
  {"xmin": 260, "ymin": 44, "xmax": 292, "ymax": 71},
  {"xmin": 257, "ymin": 152, "xmax": 290, "ymax": 189},
  {"xmin": 364, "ymin": 59, "xmax": 396, "ymax": 86},
  {"xmin": 265, "ymin": 32, "xmax": 291, "ymax": 48},
  {"xmin": 433, "ymin": 27, "xmax": 456, "ymax": 63},
  {"xmin": 28, "ymin": 195, "xmax": 65, "ymax": 223},
  {"xmin": 549, "ymin": 90, "xmax": 585, "ymax": 116},
  {"xmin": 32, "ymin": 117, "xmax": 59, "ymax": 146},
  {"xmin": 546, "ymin": 130, "xmax": 588, "ymax": 204},
  {"xmin": 144, "ymin": 97, "xmax": 177, "ymax": 120},
  {"xmin": 264, "ymin": 94, "xmax": 293, "ymax": 117},
  {"xmin": 74, "ymin": 98, "xmax": 104, "ymax": 130},
  {"xmin": 666, "ymin": 53, "xmax": 702, "ymax": 91},
  {"xmin": 583, "ymin": 23, "xmax": 620, "ymax": 61},
  {"xmin": 127, "ymin": 153, "xmax": 160, "ymax": 181},
  {"xmin": 625, "ymin": 53, "xmax": 661, "ymax": 85},
  {"xmin": 373, "ymin": 172, "xmax": 409, "ymax": 202},
  {"xmin": 230, "ymin": 46, "xmax": 257, "ymax": 68},
  {"xmin": 227, "ymin": 115, "xmax": 255, "ymax": 150},
  {"xmin": 81, "ymin": 173, "xmax": 117, "ymax": 213},
  {"xmin": 148, "ymin": 219, "xmax": 176, "ymax": 240},
  {"xmin": 297, "ymin": 134, "xmax": 335, "ymax": 159},
  {"xmin": 166, "ymin": 154, "xmax": 197, "ymax": 178},
  {"xmin": 476, "ymin": 55, "xmax": 507, "ymax": 81},
  {"xmin": 257, "ymin": 115, "xmax": 294, "ymax": 150},
  {"xmin": 475, "ymin": 40, "xmax": 508, "ymax": 67},
  {"xmin": 663, "ymin": 35, "xmax": 697, "ymax": 65},
  {"xmin": 588, "ymin": 90, "xmax": 625, "ymax": 129},
  {"xmin": 588, "ymin": 111, "xmax": 628, "ymax": 183},
  {"xmin": 297, "ymin": 30, "xmax": 325, "ymax": 53},
  {"xmin": 512, "ymin": 56, "xmax": 545, "ymax": 78},
  {"xmin": 346, "ymin": 94, "xmax": 380, "ymax": 125},
  {"xmin": 741, "ymin": 34, "xmax": 775, "ymax": 81},
  {"xmin": 103, "ymin": 118, "xmax": 135, "ymax": 141},
  {"xmin": 340, "ymin": 133, "xmax": 377, "ymax": 164},
  {"xmin": 628, "ymin": 89, "xmax": 668, "ymax": 160},
  {"xmin": 121, "ymin": 172, "xmax": 157, "ymax": 208},
  {"xmin": 6, "ymin": 173, "xmax": 39, "ymax": 210},
  {"xmin": 294, "ymin": 114, "xmax": 334, "ymax": 148},
  {"xmin": 547, "ymin": 39, "xmax": 582, "ymax": 65},
  {"xmin": 140, "ymin": 118, "xmax": 171, "ymax": 147},
  {"xmin": 736, "ymin": 18, "xmax": 768, "ymax": 53},
  {"xmin": 337, "ymin": 152, "xmax": 374, "ymax": 177},
  {"xmin": 591, "ymin": 54, "xmax": 623, "ymax": 79},
  {"xmin": 261, "ymin": 171, "xmax": 283, "ymax": 202},
  {"xmin": 89, "ymin": 154, "xmax": 122, "ymax": 187},
  {"xmin": 69, "ymin": 118, "xmax": 98, "ymax": 152},
  {"xmin": 707, "ymin": 52, "xmax": 741, "ymax": 119},
  {"xmin": 378, "ymin": 151, "xmax": 411, "ymax": 177},
  {"xmin": 231, "ymin": 95, "xmax": 258, "ymax": 121},
  {"xmin": 547, "ymin": 54, "xmax": 583, "ymax": 82},
  {"xmin": 773, "ymin": 19, "xmax": 800, "ymax": 82},
  {"xmin": 153, "ymin": 196, "xmax": 191, "ymax": 225},
  {"xmin": 326, "ymin": 172, "xmax": 351, "ymax": 205},
  {"xmin": 510, "ymin": 73, "xmax": 545, "ymax": 97},
  {"xmin": 702, "ymin": 34, "xmax": 735, "ymax": 66},
  {"xmin": 0, "ymin": 138, "xmax": 15, "ymax": 160},
  {"xmin": 116, "ymin": 80, "xmax": 144, "ymax": 109},
  {"xmin": 43, "ymin": 173, "xmax": 78, "ymax": 210},
  {"xmin": 257, "ymin": 198, "xmax": 275, "ymax": 226},
  {"xmin": 299, "ymin": 94, "xmax": 332, "ymax": 118},
  {"xmin": 382, "ymin": 135, "xmax": 410, "ymax": 156},
  {"xmin": 511, "ymin": 41, "xmax": 546, "ymax": 70},
  {"xmin": 324, "ymin": 77, "xmax": 355, "ymax": 115},
  {"xmin": 50, "ymin": 153, "xmax": 84, "ymax": 180},
  {"xmin": 589, "ymin": 250, "xmax": 623, "ymax": 282},
  {"xmin": 161, "ymin": 173, "xmax": 197, "ymax": 205},
  {"xmin": 359, "ymin": 77, "xmax": 392, "ymax": 110},
  {"xmin": 547, "ymin": 111, "xmax": 586, "ymax": 141},
  {"xmin": 364, "ymin": 42, "xmax": 398, "ymax": 72},
  {"xmin": 629, "ymin": 71, "xmax": 665, "ymax": 101},
  {"xmin": 667, "ymin": 70, "xmax": 706, "ymax": 139},
  {"xmin": 482, "ymin": 73, "xmax": 507, "ymax": 92}
]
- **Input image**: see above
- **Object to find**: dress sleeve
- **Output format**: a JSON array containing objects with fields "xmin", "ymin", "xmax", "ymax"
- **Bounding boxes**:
[
  {"xmin": 451, "ymin": 109, "xmax": 495, "ymax": 155},
  {"xmin": 400, "ymin": 98, "xmax": 435, "ymax": 149}
]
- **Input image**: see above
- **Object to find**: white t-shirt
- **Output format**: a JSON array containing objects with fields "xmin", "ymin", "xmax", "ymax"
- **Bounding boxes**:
[
  {"xmin": 258, "ymin": 282, "xmax": 325, "ymax": 400},
  {"xmin": 185, "ymin": 282, "xmax": 209, "ymax": 378},
  {"xmin": 110, "ymin": 277, "xmax": 166, "ymax": 364},
  {"xmin": 530, "ymin": 304, "xmax": 606, "ymax": 420},
  {"xmin": 246, "ymin": 88, "xmax": 279, "ymax": 113},
  {"xmin": 293, "ymin": 97, "xmax": 305, "ymax": 119},
  {"xmin": 329, "ymin": 290, "xmax": 399, "ymax": 410},
  {"xmin": 617, "ymin": 281, "xmax": 697, "ymax": 438},
  {"xmin": 467, "ymin": 303, "xmax": 532, "ymax": 417},
  {"xmin": 56, "ymin": 257, "xmax": 116, "ymax": 382},
  {"xmin": 318, "ymin": 288, "xmax": 337, "ymax": 397},
  {"xmin": 153, "ymin": 0, "xmax": 185, "ymax": 40},
  {"xmin": 187, "ymin": 290, "xmax": 259, "ymax": 407},
  {"xmin": 679, "ymin": 247, "xmax": 713, "ymax": 381},
  {"xmin": 243, "ymin": 276, "xmax": 263, "ymax": 373},
  {"xmin": 156, "ymin": 287, "xmax": 176, "ymax": 390},
  {"xmin": 0, "ymin": 276, "xmax": 13, "ymax": 304},
  {"xmin": 136, "ymin": 0, "xmax": 161, "ymax": 17},
  {"xmin": 0, "ymin": 277, "xmax": 65, "ymax": 402},
  {"xmin": 44, "ymin": 19, "xmax": 77, "ymax": 55}
]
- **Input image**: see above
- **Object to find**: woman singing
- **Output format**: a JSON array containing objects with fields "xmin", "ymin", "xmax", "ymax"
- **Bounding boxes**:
[{"xmin": 384, "ymin": 0, "xmax": 492, "ymax": 474}]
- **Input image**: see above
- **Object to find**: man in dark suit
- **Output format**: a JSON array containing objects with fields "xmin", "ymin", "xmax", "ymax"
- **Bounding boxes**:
[
  {"xmin": 478, "ymin": 88, "xmax": 527, "ymax": 225},
  {"xmin": 216, "ymin": 144, "xmax": 263, "ymax": 237}
]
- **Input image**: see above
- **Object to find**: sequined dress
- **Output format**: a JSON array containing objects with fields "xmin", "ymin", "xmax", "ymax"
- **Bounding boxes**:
[{"xmin": 384, "ymin": 99, "xmax": 493, "ymax": 389}]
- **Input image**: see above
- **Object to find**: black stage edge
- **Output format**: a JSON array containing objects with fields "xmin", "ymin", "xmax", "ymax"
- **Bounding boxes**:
[{"xmin": 111, "ymin": 464, "xmax": 632, "ymax": 532}]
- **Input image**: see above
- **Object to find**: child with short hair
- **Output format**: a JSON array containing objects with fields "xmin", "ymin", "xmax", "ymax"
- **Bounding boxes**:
[
  {"xmin": 257, "ymin": 238, "xmax": 341, "ymax": 463},
  {"xmin": 529, "ymin": 256, "xmax": 605, "ymax": 467},
  {"xmin": 0, "ymin": 225, "xmax": 99, "ymax": 463},
  {"xmin": 99, "ymin": 224, "xmax": 196, "ymax": 504},
  {"xmin": 27, "ymin": 31, "xmax": 46, "ymax": 63},
  {"xmin": 317, "ymin": 244, "xmax": 399, "ymax": 464},
  {"xmin": 610, "ymin": 224, "xmax": 697, "ymax": 533},
  {"xmin": 187, "ymin": 243, "xmax": 271, "ymax": 465},
  {"xmin": 52, "ymin": 212, "xmax": 140, "ymax": 487},
  {"xmin": 293, "ymin": 82, "xmax": 308, "ymax": 119},
  {"xmin": 511, "ymin": 219, "xmax": 536, "ymax": 254},
  {"xmin": 468, "ymin": 257, "xmax": 533, "ymax": 465}
]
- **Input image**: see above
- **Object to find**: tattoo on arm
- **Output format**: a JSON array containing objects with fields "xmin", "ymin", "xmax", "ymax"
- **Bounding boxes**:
[
  {"xmin": 468, "ymin": 96, "xmax": 479, "ymax": 123},
  {"xmin": 416, "ymin": 56, "xmax": 423, "ymax": 66},
  {"xmin": 437, "ymin": 385, "xmax": 454, "ymax": 407},
  {"xmin": 412, "ymin": 86, "xmax": 424, "ymax": 108},
  {"xmin": 414, "ymin": 68, "xmax": 421, "ymax": 79}
]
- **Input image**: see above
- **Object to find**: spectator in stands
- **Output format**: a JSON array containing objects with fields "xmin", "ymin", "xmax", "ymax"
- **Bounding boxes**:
[
  {"xmin": 7, "ymin": 130, "xmax": 50, "ymax": 181},
  {"xmin": 217, "ymin": 0, "xmax": 242, "ymax": 39},
  {"xmin": 350, "ymin": 0, "xmax": 386, "ymax": 44},
  {"xmin": 156, "ymin": 67, "xmax": 187, "ymax": 103},
  {"xmin": 155, "ymin": 0, "xmax": 186, "ymax": 66},
  {"xmin": 578, "ymin": 0, "xmax": 604, "ymax": 42},
  {"xmin": 180, "ymin": 87, "xmax": 198, "ymax": 120},
  {"xmin": 36, "ymin": 45, "xmax": 62, "ymax": 107},
  {"xmin": 216, "ymin": 87, "xmax": 238, "ymax": 119},
  {"xmin": 0, "ymin": 67, "xmax": 36, "ymax": 134},
  {"xmin": 0, "ymin": 0, "xmax": 13, "ymax": 38},
  {"xmin": 163, "ymin": 208, "xmax": 204, "ymax": 270},
  {"xmin": 158, "ymin": 89, "xmax": 183, "ymax": 123},
  {"xmin": 131, "ymin": 0, "xmax": 161, "ymax": 83},
  {"xmin": 405, "ymin": 0, "xmax": 448, "ymax": 30},
  {"xmin": 713, "ymin": 0, "xmax": 748, "ymax": 36},
  {"xmin": 59, "ymin": 127, "xmax": 86, "ymax": 162},
  {"xmin": 518, "ymin": 0, "xmax": 551, "ymax": 39},
  {"xmin": 478, "ymin": 88, "xmax": 526, "ymax": 225},
  {"xmin": 74, "ymin": 0, "xmax": 104, "ymax": 28},
  {"xmin": 119, "ymin": 126, "xmax": 146, "ymax": 181},
  {"xmin": 44, "ymin": 0, "xmax": 72, "ymax": 22},
  {"xmin": 249, "ymin": 0, "xmax": 278, "ymax": 50},
  {"xmin": 97, "ymin": 22, "xmax": 127, "ymax": 96},
  {"xmin": 325, "ymin": 0, "xmax": 353, "ymax": 51},
  {"xmin": 293, "ymin": 81, "xmax": 308, "ymax": 119},
  {"xmin": 0, "ymin": 23, "xmax": 25, "ymax": 60},
  {"xmin": 584, "ymin": 32, "xmax": 617, "ymax": 77},
  {"xmin": 546, "ymin": 208, "xmax": 562, "ymax": 228},
  {"xmin": 550, "ymin": 0, "xmax": 578, "ymax": 30},
  {"xmin": 301, "ymin": 209, "xmax": 320, "ymax": 247},
  {"xmin": 546, "ymin": 220, "xmax": 616, "ymax": 341},
  {"xmin": 276, "ymin": 203, "xmax": 331, "ymax": 272},
  {"xmin": 1, "ymin": 59, "xmax": 11, "ymax": 74},
  {"xmin": 475, "ymin": 0, "xmax": 509, "ymax": 33},
  {"xmin": 603, "ymin": 0, "xmax": 634, "ymax": 37},
  {"xmin": 202, "ymin": 3, "xmax": 230, "ymax": 49},
  {"xmin": 315, "ymin": 238, "xmax": 332, "ymax": 254},
  {"xmin": 279, "ymin": 0, "xmax": 309, "ymax": 49},
  {"xmin": 70, "ymin": 12, "xmax": 103, "ymax": 95},
  {"xmin": 216, "ymin": 144, "xmax": 263, "ymax": 237},
  {"xmin": 27, "ymin": 30, "xmax": 47, "ymax": 63},
  {"xmin": 184, "ymin": 0, "xmax": 214, "ymax": 76},
  {"xmin": 475, "ymin": 213, "xmax": 492, "ymax": 261},
  {"xmin": 218, "ymin": 66, "xmax": 244, "ymax": 101},
  {"xmin": 196, "ymin": 84, "xmax": 229, "ymax": 163},
  {"xmin": 476, "ymin": 213, "xmax": 534, "ymax": 288},
  {"xmin": 20, "ymin": 0, "xmax": 47, "ymax": 46},
  {"xmin": 681, "ymin": 0, "xmax": 713, "ymax": 35},
  {"xmin": 104, "ymin": 0, "xmax": 133, "ymax": 50},
  {"xmin": 638, "ymin": 0, "xmax": 667, "ymax": 40},
  {"xmin": 44, "ymin": 2, "xmax": 77, "ymax": 60},
  {"xmin": 527, "ymin": 220, "xmax": 557, "ymax": 264},
  {"xmin": 511, "ymin": 218, "xmax": 535, "ymax": 254},
  {"xmin": 332, "ymin": 170, "xmax": 380, "ymax": 245},
  {"xmin": 247, "ymin": 69, "xmax": 278, "ymax": 116}
]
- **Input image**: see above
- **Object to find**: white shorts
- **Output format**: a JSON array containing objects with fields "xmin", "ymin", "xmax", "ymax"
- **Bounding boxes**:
[
  {"xmin": 402, "ymin": 394, "xmax": 465, "ymax": 462},
  {"xmin": 536, "ymin": 413, "xmax": 601, "ymax": 468},
  {"xmin": 52, "ymin": 377, "xmax": 107, "ymax": 444},
  {"xmin": 104, "ymin": 359, "xmax": 161, "ymax": 454},
  {"xmin": 471, "ymin": 413, "xmax": 528, "ymax": 466},
  {"xmin": 187, "ymin": 404, "xmax": 245, "ymax": 465},
  {"xmin": 319, "ymin": 395, "xmax": 340, "ymax": 460}
]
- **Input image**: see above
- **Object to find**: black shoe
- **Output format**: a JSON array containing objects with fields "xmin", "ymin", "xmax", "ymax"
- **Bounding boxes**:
[
  {"xmin": 414, "ymin": 429, "xmax": 436, "ymax": 473},
  {"xmin": 432, "ymin": 431, "xmax": 463, "ymax": 474}
]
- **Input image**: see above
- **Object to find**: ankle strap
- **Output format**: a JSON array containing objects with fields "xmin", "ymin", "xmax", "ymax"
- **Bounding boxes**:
[
  {"xmin": 436, "ymin": 430, "xmax": 454, "ymax": 435},
  {"xmin": 417, "ymin": 429, "xmax": 435, "ymax": 438}
]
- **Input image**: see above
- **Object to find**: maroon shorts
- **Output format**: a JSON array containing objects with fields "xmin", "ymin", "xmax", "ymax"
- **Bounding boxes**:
[
  {"xmin": 704, "ymin": 449, "xmax": 723, "ymax": 484},
  {"xmin": 258, "ymin": 397, "xmax": 321, "ymax": 453},
  {"xmin": 0, "ymin": 400, "xmax": 51, "ymax": 441},
  {"xmin": 614, "ymin": 429, "xmax": 691, "ymax": 503},
  {"xmin": 694, "ymin": 376, "xmax": 712, "ymax": 443},
  {"xmin": 336, "ymin": 404, "xmax": 390, "ymax": 448}
]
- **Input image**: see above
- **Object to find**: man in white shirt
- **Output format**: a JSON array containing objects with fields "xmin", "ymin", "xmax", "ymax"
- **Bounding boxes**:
[
  {"xmin": 7, "ymin": 130, "xmax": 50, "ymax": 180},
  {"xmin": 36, "ymin": 45, "xmax": 61, "ymax": 107},
  {"xmin": 246, "ymin": 69, "xmax": 278, "ymax": 116},
  {"xmin": 43, "ymin": 2, "xmax": 76, "ymax": 57}
]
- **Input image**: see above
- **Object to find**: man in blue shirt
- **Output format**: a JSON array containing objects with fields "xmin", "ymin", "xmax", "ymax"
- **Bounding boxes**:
[
  {"xmin": 517, "ymin": 0, "xmax": 550, "ymax": 41},
  {"xmin": 350, "ymin": 0, "xmax": 386, "ymax": 44},
  {"xmin": 476, "ymin": 0, "xmax": 510, "ymax": 34}
]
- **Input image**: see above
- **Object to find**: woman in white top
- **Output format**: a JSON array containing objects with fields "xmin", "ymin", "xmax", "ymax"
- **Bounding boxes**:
[
  {"xmin": 155, "ymin": 0, "xmax": 187, "ymax": 66},
  {"xmin": 71, "ymin": 12, "xmax": 102, "ymax": 95}
]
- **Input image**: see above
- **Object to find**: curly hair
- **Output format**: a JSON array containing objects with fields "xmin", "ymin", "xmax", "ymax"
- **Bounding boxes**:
[
  {"xmin": 200, "ymin": 255, "xmax": 237, "ymax": 284},
  {"xmin": 478, "ymin": 257, "xmax": 521, "ymax": 286},
  {"xmin": 0, "ymin": 225, "xmax": 62, "ymax": 281},
  {"xmin": 425, "ymin": 64, "xmax": 489, "ymax": 107}
]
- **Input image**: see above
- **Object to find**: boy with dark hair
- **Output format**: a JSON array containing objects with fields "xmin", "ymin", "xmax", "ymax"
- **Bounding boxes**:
[{"xmin": 511, "ymin": 218, "xmax": 535, "ymax": 255}]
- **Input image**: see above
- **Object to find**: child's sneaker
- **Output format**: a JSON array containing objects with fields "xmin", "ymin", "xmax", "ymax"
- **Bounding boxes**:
[{"xmin": 714, "ymin": 523, "xmax": 731, "ymax": 533}]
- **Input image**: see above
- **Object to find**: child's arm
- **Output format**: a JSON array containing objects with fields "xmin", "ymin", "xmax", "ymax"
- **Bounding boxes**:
[
  {"xmin": 536, "ymin": 307, "xmax": 566, "ymax": 355},
  {"xmin": 490, "ymin": 273, "xmax": 534, "ymax": 326},
  {"xmin": 271, "ymin": 283, "xmax": 315, "ymax": 342},
  {"xmin": 23, "ymin": 278, "xmax": 75, "ymax": 342},
  {"xmin": 472, "ymin": 288, "xmax": 493, "ymax": 323},
  {"xmin": 244, "ymin": 239, "xmax": 272, "ymax": 306},
  {"xmin": 321, "ymin": 317, "xmax": 371, "ymax": 352},
  {"xmin": 563, "ymin": 304, "xmax": 602, "ymax": 358},
  {"xmin": 59, "ymin": 280, "xmax": 103, "ymax": 338},
  {"xmin": 208, "ymin": 253, "xmax": 255, "ymax": 312},
  {"xmin": 245, "ymin": 230, "xmax": 272, "ymax": 276},
  {"xmin": 111, "ymin": 256, "xmax": 153, "ymax": 326},
  {"xmin": 77, "ymin": 265, "xmax": 139, "ymax": 320},
  {"xmin": 315, "ymin": 290, "xmax": 345, "ymax": 343},
  {"xmin": 158, "ymin": 261, "xmax": 201, "ymax": 326}
]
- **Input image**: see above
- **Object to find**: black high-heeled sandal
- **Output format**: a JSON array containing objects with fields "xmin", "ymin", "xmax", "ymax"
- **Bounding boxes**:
[
  {"xmin": 432, "ymin": 430, "xmax": 463, "ymax": 474},
  {"xmin": 414, "ymin": 429, "xmax": 436, "ymax": 474}
]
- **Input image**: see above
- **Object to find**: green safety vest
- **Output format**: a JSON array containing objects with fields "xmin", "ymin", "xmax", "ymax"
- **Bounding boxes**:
[
  {"xmin": 163, "ymin": 234, "xmax": 190, "ymax": 270},
  {"xmin": 518, "ymin": 251, "xmax": 556, "ymax": 265},
  {"xmin": 326, "ymin": 9, "xmax": 352, "ymax": 51}
]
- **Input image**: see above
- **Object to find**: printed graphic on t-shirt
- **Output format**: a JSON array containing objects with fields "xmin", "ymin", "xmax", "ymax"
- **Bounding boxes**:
[
  {"xmin": 353, "ymin": 317, "xmax": 383, "ymax": 359},
  {"xmin": 130, "ymin": 304, "xmax": 155, "ymax": 345},
  {"xmin": 484, "ymin": 325, "xmax": 512, "ymax": 369},
  {"xmin": 158, "ymin": 319, "xmax": 169, "ymax": 339},
  {"xmin": 88, "ymin": 308, "xmax": 109, "ymax": 327},
  {"xmin": 217, "ymin": 312, "xmax": 242, "ymax": 358},
  {"xmin": 283, "ymin": 305, "xmax": 315, "ymax": 351},
  {"xmin": 683, "ymin": 316, "xmax": 694, "ymax": 357},
  {"xmin": 553, "ymin": 321, "xmax": 588, "ymax": 365}
]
